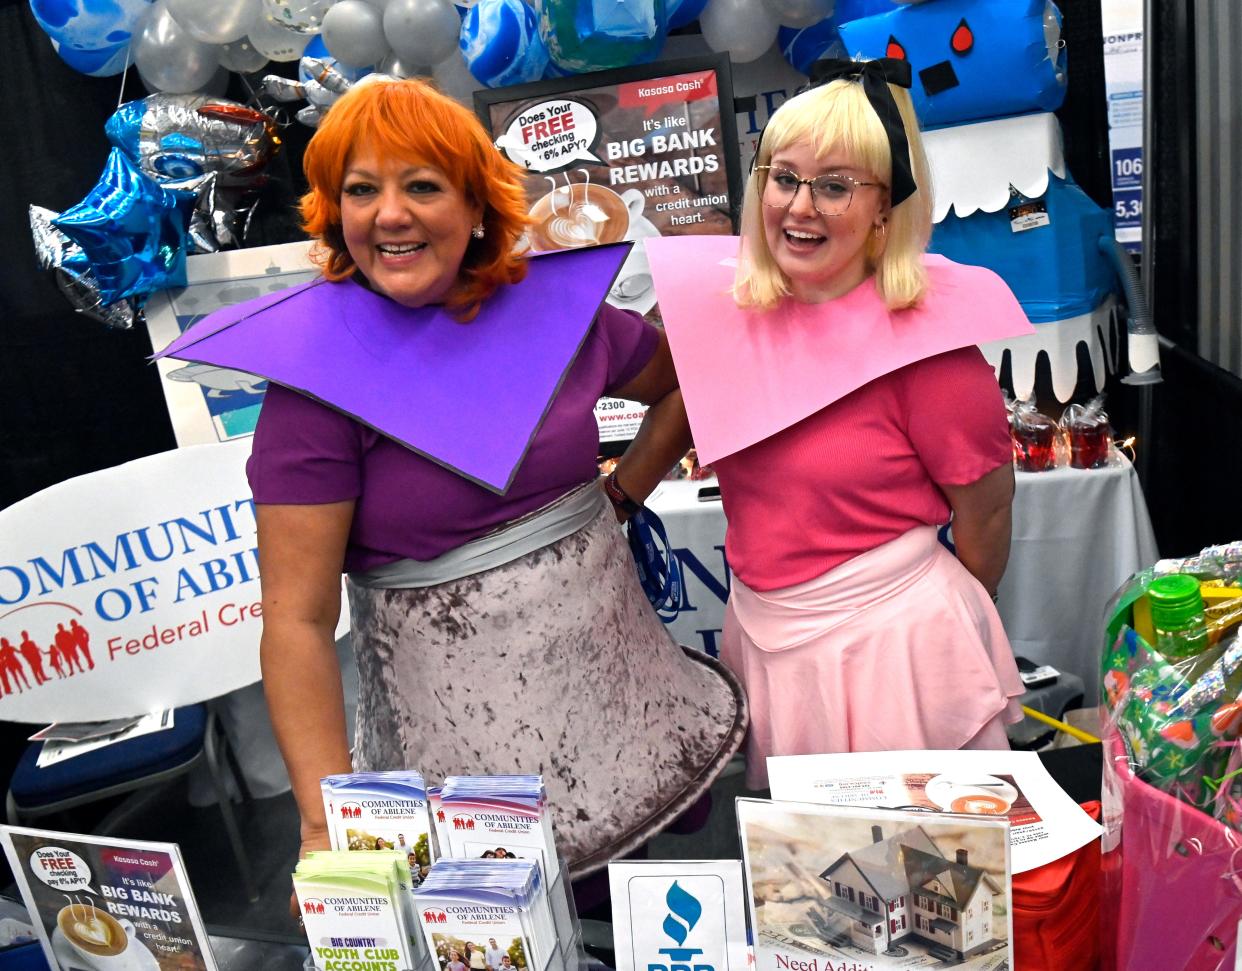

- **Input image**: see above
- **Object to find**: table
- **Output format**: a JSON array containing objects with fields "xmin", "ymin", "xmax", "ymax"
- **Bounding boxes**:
[{"xmin": 646, "ymin": 454, "xmax": 1160, "ymax": 704}]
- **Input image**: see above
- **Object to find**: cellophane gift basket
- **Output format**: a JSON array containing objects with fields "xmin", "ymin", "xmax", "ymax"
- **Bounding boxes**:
[{"xmin": 1101, "ymin": 542, "xmax": 1242, "ymax": 970}]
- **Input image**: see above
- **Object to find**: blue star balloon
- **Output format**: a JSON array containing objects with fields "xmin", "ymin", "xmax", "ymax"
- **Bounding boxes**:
[
  {"xmin": 52, "ymin": 148, "xmax": 191, "ymax": 305},
  {"xmin": 538, "ymin": 0, "xmax": 668, "ymax": 74},
  {"xmin": 461, "ymin": 0, "xmax": 549, "ymax": 88}
]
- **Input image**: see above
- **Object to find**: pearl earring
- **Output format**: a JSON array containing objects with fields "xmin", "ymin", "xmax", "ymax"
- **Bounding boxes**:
[{"xmin": 471, "ymin": 224, "xmax": 485, "ymax": 239}]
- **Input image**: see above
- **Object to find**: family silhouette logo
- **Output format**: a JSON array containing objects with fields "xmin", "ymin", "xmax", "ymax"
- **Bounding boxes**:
[
  {"xmin": 648, "ymin": 881, "xmax": 714, "ymax": 971},
  {"xmin": 421, "ymin": 910, "xmax": 447, "ymax": 924},
  {"xmin": 451, "ymin": 816, "xmax": 476, "ymax": 831},
  {"xmin": 302, "ymin": 899, "xmax": 326, "ymax": 915},
  {"xmin": 340, "ymin": 803, "xmax": 362, "ymax": 819}
]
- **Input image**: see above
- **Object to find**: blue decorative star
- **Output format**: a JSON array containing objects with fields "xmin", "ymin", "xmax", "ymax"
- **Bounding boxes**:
[{"xmin": 53, "ymin": 148, "xmax": 192, "ymax": 305}]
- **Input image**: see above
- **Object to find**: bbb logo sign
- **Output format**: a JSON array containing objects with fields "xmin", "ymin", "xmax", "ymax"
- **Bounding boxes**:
[{"xmin": 647, "ymin": 881, "xmax": 714, "ymax": 971}]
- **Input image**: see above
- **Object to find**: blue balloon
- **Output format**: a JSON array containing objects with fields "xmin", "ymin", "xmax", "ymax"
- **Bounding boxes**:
[
  {"xmin": 778, "ymin": 0, "xmax": 894, "ymax": 75},
  {"xmin": 50, "ymin": 37, "xmax": 132, "ymax": 76},
  {"xmin": 52, "ymin": 148, "xmax": 191, "ymax": 305},
  {"xmin": 541, "ymin": 55, "xmax": 575, "ymax": 79},
  {"xmin": 300, "ymin": 36, "xmax": 373, "ymax": 85},
  {"xmin": 30, "ymin": 0, "xmax": 151, "ymax": 58},
  {"xmin": 778, "ymin": 19, "xmax": 842, "ymax": 75},
  {"xmin": 538, "ymin": 0, "xmax": 668, "ymax": 74},
  {"xmin": 460, "ymin": 0, "xmax": 549, "ymax": 88},
  {"xmin": 666, "ymin": 0, "xmax": 707, "ymax": 30}
]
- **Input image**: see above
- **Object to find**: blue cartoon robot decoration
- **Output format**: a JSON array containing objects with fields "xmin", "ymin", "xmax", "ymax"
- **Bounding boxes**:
[
  {"xmin": 838, "ymin": 0, "xmax": 1157, "ymax": 399},
  {"xmin": 839, "ymin": 0, "xmax": 1066, "ymax": 127}
]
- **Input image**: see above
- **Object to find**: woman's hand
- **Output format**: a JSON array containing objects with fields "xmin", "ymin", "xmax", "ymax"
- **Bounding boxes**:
[
  {"xmin": 606, "ymin": 330, "xmax": 692, "ymax": 508},
  {"xmin": 290, "ymin": 825, "xmax": 334, "ymax": 918},
  {"xmin": 942, "ymin": 462, "xmax": 1015, "ymax": 597},
  {"xmin": 256, "ymin": 501, "xmax": 357, "ymax": 921}
]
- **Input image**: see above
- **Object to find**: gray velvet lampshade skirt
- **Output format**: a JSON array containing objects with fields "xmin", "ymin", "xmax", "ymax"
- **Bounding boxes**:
[{"xmin": 346, "ymin": 501, "xmax": 748, "ymax": 876}]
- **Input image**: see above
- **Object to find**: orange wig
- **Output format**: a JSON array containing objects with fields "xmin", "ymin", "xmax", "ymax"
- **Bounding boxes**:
[{"xmin": 301, "ymin": 78, "xmax": 531, "ymax": 319}]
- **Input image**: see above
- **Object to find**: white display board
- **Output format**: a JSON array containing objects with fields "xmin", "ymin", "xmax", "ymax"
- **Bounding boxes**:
[
  {"xmin": 0, "ymin": 439, "xmax": 348, "ymax": 723},
  {"xmin": 1101, "ymin": 0, "xmax": 1144, "ymax": 252}
]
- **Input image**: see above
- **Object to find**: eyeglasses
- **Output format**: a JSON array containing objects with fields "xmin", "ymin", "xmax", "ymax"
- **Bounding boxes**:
[{"xmin": 755, "ymin": 165, "xmax": 883, "ymax": 216}]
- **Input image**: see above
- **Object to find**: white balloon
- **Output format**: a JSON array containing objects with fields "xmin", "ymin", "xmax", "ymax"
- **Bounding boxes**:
[
  {"xmin": 168, "ymin": 0, "xmax": 261, "ymax": 43},
  {"xmin": 261, "ymin": 0, "xmax": 335, "ymax": 33},
  {"xmin": 378, "ymin": 50, "xmax": 423, "ymax": 77},
  {"xmin": 322, "ymin": 0, "xmax": 389, "ymax": 66},
  {"xmin": 383, "ymin": 0, "xmax": 458, "ymax": 67},
  {"xmin": 763, "ymin": 0, "xmax": 833, "ymax": 29},
  {"xmin": 430, "ymin": 48, "xmax": 476, "ymax": 105},
  {"xmin": 699, "ymin": 0, "xmax": 778, "ymax": 63},
  {"xmin": 248, "ymin": 14, "xmax": 312, "ymax": 59},
  {"xmin": 133, "ymin": 0, "xmax": 222, "ymax": 92},
  {"xmin": 219, "ymin": 36, "xmax": 271, "ymax": 71}
]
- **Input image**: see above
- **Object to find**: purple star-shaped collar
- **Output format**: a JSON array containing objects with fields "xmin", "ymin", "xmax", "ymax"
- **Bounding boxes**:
[{"xmin": 156, "ymin": 243, "xmax": 630, "ymax": 493}]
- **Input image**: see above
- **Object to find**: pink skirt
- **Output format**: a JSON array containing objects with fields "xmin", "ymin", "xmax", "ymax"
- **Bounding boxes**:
[{"xmin": 722, "ymin": 525, "xmax": 1024, "ymax": 789}]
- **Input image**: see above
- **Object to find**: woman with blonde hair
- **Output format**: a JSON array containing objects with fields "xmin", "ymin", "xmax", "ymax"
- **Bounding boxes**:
[
  {"xmin": 653, "ymin": 58, "xmax": 1031, "ymax": 789},
  {"xmin": 162, "ymin": 78, "xmax": 745, "ymax": 874}
]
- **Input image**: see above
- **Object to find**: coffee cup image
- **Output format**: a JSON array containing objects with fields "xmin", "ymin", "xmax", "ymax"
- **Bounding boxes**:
[
  {"xmin": 924, "ymin": 773, "xmax": 1018, "ymax": 816},
  {"xmin": 527, "ymin": 179, "xmax": 632, "ymax": 251},
  {"xmin": 54, "ymin": 904, "xmax": 153, "ymax": 971}
]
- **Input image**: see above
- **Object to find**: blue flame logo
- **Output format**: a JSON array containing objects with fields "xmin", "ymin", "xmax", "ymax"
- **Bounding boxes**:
[{"xmin": 658, "ymin": 881, "xmax": 704, "ymax": 960}]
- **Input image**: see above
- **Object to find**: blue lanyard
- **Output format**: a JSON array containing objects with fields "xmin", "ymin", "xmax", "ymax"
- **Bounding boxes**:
[{"xmin": 627, "ymin": 507, "xmax": 682, "ymax": 616}]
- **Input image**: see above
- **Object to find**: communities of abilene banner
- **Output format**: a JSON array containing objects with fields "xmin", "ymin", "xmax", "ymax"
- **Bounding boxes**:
[{"xmin": 0, "ymin": 438, "xmax": 348, "ymax": 723}]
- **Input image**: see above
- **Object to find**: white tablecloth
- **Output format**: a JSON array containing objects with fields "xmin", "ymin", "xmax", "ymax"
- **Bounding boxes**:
[
  {"xmin": 997, "ymin": 456, "xmax": 1159, "ymax": 703},
  {"xmin": 646, "ymin": 455, "xmax": 1160, "ymax": 705}
]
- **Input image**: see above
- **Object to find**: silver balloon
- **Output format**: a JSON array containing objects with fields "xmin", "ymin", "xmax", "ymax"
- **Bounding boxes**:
[
  {"xmin": 248, "ymin": 13, "xmax": 313, "ymax": 59},
  {"xmin": 261, "ymin": 0, "xmax": 335, "ymax": 33},
  {"xmin": 763, "ymin": 0, "xmax": 834, "ymax": 29},
  {"xmin": 429, "ymin": 47, "xmax": 473, "ymax": 104},
  {"xmin": 699, "ymin": 0, "xmax": 778, "ymax": 63},
  {"xmin": 168, "ymin": 0, "xmax": 261, "ymax": 43},
  {"xmin": 133, "ymin": 0, "xmax": 223, "ymax": 93},
  {"xmin": 383, "ymin": 0, "xmax": 458, "ymax": 67},
  {"xmin": 360, "ymin": 0, "xmax": 394, "ymax": 10},
  {"xmin": 322, "ymin": 0, "xmax": 389, "ymax": 67},
  {"xmin": 30, "ymin": 206, "xmax": 138, "ymax": 329},
  {"xmin": 219, "ymin": 37, "xmax": 271, "ymax": 71},
  {"xmin": 377, "ymin": 50, "xmax": 422, "ymax": 77}
]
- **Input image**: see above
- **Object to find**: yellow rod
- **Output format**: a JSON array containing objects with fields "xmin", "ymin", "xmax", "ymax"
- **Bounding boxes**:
[{"xmin": 1021, "ymin": 705, "xmax": 1101, "ymax": 744}]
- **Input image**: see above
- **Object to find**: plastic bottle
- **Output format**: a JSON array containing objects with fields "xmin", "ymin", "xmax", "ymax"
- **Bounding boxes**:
[{"xmin": 1147, "ymin": 574, "xmax": 1210, "ymax": 658}]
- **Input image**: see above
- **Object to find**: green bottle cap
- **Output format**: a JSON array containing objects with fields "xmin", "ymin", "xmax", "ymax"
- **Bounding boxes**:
[{"xmin": 1148, "ymin": 574, "xmax": 1205, "ymax": 628}]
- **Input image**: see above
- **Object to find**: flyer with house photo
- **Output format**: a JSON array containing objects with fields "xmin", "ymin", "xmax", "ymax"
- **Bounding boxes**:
[
  {"xmin": 766, "ymin": 749, "xmax": 1102, "ymax": 873},
  {"xmin": 737, "ymin": 799, "xmax": 1012, "ymax": 970},
  {"xmin": 0, "ymin": 825, "xmax": 217, "ymax": 971}
]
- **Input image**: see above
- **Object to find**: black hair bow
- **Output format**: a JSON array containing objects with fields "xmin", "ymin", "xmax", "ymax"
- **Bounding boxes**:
[{"xmin": 804, "ymin": 57, "xmax": 917, "ymax": 207}]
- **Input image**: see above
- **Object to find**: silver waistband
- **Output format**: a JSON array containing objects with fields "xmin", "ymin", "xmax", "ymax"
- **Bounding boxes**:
[{"xmin": 347, "ymin": 481, "xmax": 608, "ymax": 589}]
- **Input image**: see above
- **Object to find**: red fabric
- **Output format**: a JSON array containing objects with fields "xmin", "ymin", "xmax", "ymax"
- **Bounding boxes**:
[
  {"xmin": 1011, "ymin": 800, "xmax": 1102, "ymax": 971},
  {"xmin": 713, "ymin": 346, "xmax": 1012, "ymax": 591}
]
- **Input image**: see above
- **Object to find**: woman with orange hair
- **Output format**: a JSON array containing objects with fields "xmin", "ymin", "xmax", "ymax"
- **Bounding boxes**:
[{"xmin": 189, "ymin": 79, "xmax": 747, "ymax": 878}]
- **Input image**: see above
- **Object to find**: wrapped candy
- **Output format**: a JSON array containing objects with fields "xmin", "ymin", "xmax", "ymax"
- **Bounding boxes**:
[
  {"xmin": 1007, "ymin": 394, "xmax": 1059, "ymax": 472},
  {"xmin": 1102, "ymin": 627, "xmax": 1241, "ymax": 809},
  {"xmin": 1060, "ymin": 393, "xmax": 1112, "ymax": 469}
]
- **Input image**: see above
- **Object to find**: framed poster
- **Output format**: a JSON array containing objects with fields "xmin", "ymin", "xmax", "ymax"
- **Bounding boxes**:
[
  {"xmin": 1, "ymin": 826, "xmax": 218, "ymax": 971},
  {"xmin": 144, "ymin": 241, "xmax": 318, "ymax": 447},
  {"xmin": 474, "ymin": 54, "xmax": 743, "ymax": 454}
]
